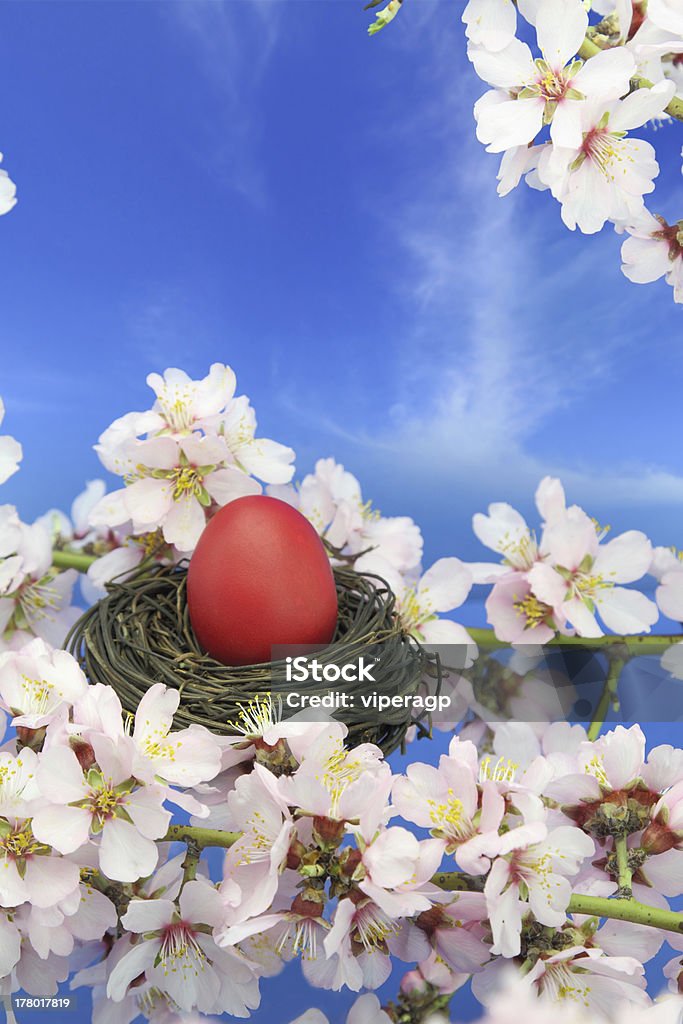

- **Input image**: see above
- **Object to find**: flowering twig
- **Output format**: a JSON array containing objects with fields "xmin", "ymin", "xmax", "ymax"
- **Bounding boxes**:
[{"xmin": 614, "ymin": 834, "xmax": 633, "ymax": 899}]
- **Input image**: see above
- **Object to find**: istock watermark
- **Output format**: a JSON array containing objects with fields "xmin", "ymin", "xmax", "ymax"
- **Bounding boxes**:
[{"xmin": 284, "ymin": 655, "xmax": 376, "ymax": 683}]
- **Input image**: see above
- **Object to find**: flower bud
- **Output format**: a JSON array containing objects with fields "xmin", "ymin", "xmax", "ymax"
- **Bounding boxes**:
[
  {"xmin": 312, "ymin": 816, "xmax": 345, "ymax": 847},
  {"xmin": 70, "ymin": 736, "xmax": 97, "ymax": 772},
  {"xmin": 642, "ymin": 821, "xmax": 678, "ymax": 855},
  {"xmin": 16, "ymin": 725, "xmax": 46, "ymax": 752},
  {"xmin": 291, "ymin": 894, "xmax": 324, "ymax": 918},
  {"xmin": 286, "ymin": 839, "xmax": 306, "ymax": 870}
]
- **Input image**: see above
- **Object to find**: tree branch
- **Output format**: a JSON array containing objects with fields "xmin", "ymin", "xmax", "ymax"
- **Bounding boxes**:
[
  {"xmin": 164, "ymin": 825, "xmax": 241, "ymax": 849},
  {"xmin": 52, "ymin": 549, "xmax": 98, "ymax": 572},
  {"xmin": 435, "ymin": 872, "xmax": 683, "ymax": 936}
]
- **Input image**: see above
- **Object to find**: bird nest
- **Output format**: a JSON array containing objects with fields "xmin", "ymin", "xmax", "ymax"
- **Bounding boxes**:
[{"xmin": 67, "ymin": 564, "xmax": 441, "ymax": 755}]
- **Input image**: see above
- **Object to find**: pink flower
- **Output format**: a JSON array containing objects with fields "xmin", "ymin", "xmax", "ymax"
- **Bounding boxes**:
[
  {"xmin": 484, "ymin": 825, "xmax": 594, "ymax": 957},
  {"xmin": 219, "ymin": 764, "xmax": 295, "ymax": 926},
  {"xmin": 277, "ymin": 724, "xmax": 391, "ymax": 823},
  {"xmin": 32, "ymin": 735, "xmax": 171, "ymax": 883},
  {"xmin": 108, "ymin": 878, "xmax": 260, "ymax": 1015},
  {"xmin": 392, "ymin": 738, "xmax": 505, "ymax": 874},
  {"xmin": 0, "ymin": 639, "xmax": 87, "ymax": 730}
]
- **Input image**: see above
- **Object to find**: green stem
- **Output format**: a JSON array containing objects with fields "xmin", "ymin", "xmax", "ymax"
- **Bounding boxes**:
[
  {"xmin": 614, "ymin": 834, "xmax": 633, "ymax": 898},
  {"xmin": 578, "ymin": 36, "xmax": 683, "ymax": 122},
  {"xmin": 181, "ymin": 839, "xmax": 201, "ymax": 885},
  {"xmin": 587, "ymin": 654, "xmax": 625, "ymax": 741},
  {"xmin": 163, "ymin": 824, "xmax": 241, "ymax": 849},
  {"xmin": 52, "ymin": 549, "xmax": 98, "ymax": 572},
  {"xmin": 466, "ymin": 628, "xmax": 681, "ymax": 656},
  {"xmin": 435, "ymin": 872, "xmax": 683, "ymax": 936},
  {"xmin": 568, "ymin": 893, "xmax": 683, "ymax": 934}
]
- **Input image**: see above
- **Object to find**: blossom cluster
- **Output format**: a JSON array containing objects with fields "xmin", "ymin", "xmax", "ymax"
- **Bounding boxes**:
[
  {"xmin": 1, "ymin": 660, "xmax": 683, "ymax": 1023},
  {"xmin": 3, "ymin": 368, "xmax": 683, "ymax": 1023},
  {"xmin": 460, "ymin": 0, "xmax": 683, "ymax": 304}
]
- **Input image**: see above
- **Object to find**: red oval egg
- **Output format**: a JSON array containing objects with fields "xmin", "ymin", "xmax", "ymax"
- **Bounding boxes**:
[{"xmin": 187, "ymin": 495, "xmax": 339, "ymax": 666}]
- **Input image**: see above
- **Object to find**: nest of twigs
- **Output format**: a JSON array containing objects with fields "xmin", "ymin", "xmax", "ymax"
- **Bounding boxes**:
[{"xmin": 67, "ymin": 564, "xmax": 441, "ymax": 755}]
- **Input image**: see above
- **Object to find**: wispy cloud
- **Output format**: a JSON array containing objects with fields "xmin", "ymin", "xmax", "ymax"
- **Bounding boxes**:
[
  {"xmin": 165, "ymin": 0, "xmax": 283, "ymax": 205},
  {"xmin": 304, "ymin": 10, "xmax": 683, "ymax": 511}
]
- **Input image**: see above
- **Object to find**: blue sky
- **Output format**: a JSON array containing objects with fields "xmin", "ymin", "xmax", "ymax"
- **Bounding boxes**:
[
  {"xmin": 1, "ymin": 4, "xmax": 682, "ymax": 1019},
  {"xmin": 2, "ymin": 0, "xmax": 683, "ymax": 580}
]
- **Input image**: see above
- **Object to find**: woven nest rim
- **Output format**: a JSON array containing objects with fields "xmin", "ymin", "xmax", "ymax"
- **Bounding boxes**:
[{"xmin": 67, "ymin": 564, "xmax": 441, "ymax": 755}]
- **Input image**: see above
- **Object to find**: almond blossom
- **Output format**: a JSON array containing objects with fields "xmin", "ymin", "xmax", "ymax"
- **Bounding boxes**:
[
  {"xmin": 471, "ymin": 0, "xmax": 636, "ymax": 154},
  {"xmin": 528, "ymin": 517, "xmax": 657, "ymax": 637},
  {"xmin": 354, "ymin": 552, "xmax": 475, "ymax": 652},
  {"xmin": 523, "ymin": 946, "xmax": 649, "ymax": 1015},
  {"xmin": 357, "ymin": 828, "xmax": 446, "ymax": 919},
  {"xmin": 0, "ymin": 398, "xmax": 22, "ymax": 485},
  {"xmin": 0, "ymin": 748, "xmax": 82, "ymax": 910},
  {"xmin": 0, "ymin": 639, "xmax": 88, "ymax": 730},
  {"xmin": 219, "ymin": 764, "xmax": 295, "ymax": 926},
  {"xmin": 90, "ymin": 362, "xmax": 295, "ymax": 552},
  {"xmin": 392, "ymin": 743, "xmax": 505, "ymax": 874},
  {"xmin": 107, "ymin": 878, "xmax": 261, "ymax": 1016},
  {"xmin": 90, "ymin": 434, "xmax": 261, "ymax": 553},
  {"xmin": 484, "ymin": 824, "xmax": 595, "ymax": 956},
  {"xmin": 289, "ymin": 993, "xmax": 392, "ymax": 1024},
  {"xmin": 36, "ymin": 479, "xmax": 107, "ymax": 549},
  {"xmin": 270, "ymin": 457, "xmax": 423, "ymax": 574},
  {"xmin": 535, "ymin": 79, "xmax": 676, "ymax": 233},
  {"xmin": 621, "ymin": 210, "xmax": 683, "ymax": 304},
  {"xmin": 277, "ymin": 723, "xmax": 391, "ymax": 823},
  {"xmin": 32, "ymin": 734, "xmax": 171, "ymax": 883},
  {"xmin": 0, "ymin": 519, "xmax": 80, "ymax": 650},
  {"xmin": 463, "ymin": 0, "xmax": 517, "ymax": 52}
]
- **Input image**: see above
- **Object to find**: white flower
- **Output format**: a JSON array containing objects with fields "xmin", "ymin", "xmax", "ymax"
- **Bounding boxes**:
[
  {"xmin": 91, "ymin": 434, "xmax": 261, "ymax": 552},
  {"xmin": 471, "ymin": 476, "xmax": 569, "ymax": 580},
  {"xmin": 272, "ymin": 457, "xmax": 423, "ymax": 574},
  {"xmin": 525, "ymin": 946, "xmax": 649, "ymax": 1015},
  {"xmin": 0, "ymin": 520, "xmax": 80, "ymax": 649},
  {"xmin": 528, "ymin": 519, "xmax": 658, "ymax": 637},
  {"xmin": 0, "ymin": 157, "xmax": 17, "ymax": 217},
  {"xmin": 536, "ymin": 80, "xmax": 677, "ymax": 233},
  {"xmin": 107, "ymin": 879, "xmax": 260, "ymax": 1015},
  {"xmin": 470, "ymin": 1, "xmax": 636, "ymax": 153},
  {"xmin": 484, "ymin": 824, "xmax": 594, "ymax": 957},
  {"xmin": 131, "ymin": 683, "xmax": 222, "ymax": 788},
  {"xmin": 32, "ymin": 735, "xmax": 171, "ymax": 883},
  {"xmin": 0, "ymin": 398, "xmax": 22, "ymax": 484},
  {"xmin": 463, "ymin": 0, "xmax": 517, "ymax": 53},
  {"xmin": 219, "ymin": 764, "xmax": 295, "ymax": 926},
  {"xmin": 0, "ymin": 755, "xmax": 81, "ymax": 911},
  {"xmin": 354, "ymin": 553, "xmax": 475, "ymax": 651},
  {"xmin": 290, "ymin": 994, "xmax": 392, "ymax": 1024},
  {"xmin": 277, "ymin": 723, "xmax": 390, "ymax": 822},
  {"xmin": 621, "ymin": 210, "xmax": 683, "ymax": 305},
  {"xmin": 36, "ymin": 480, "xmax": 108, "ymax": 547},
  {"xmin": 0, "ymin": 639, "xmax": 87, "ymax": 729},
  {"xmin": 647, "ymin": 0, "xmax": 683, "ymax": 36},
  {"xmin": 90, "ymin": 363, "xmax": 295, "ymax": 552},
  {"xmin": 146, "ymin": 363, "xmax": 238, "ymax": 437}
]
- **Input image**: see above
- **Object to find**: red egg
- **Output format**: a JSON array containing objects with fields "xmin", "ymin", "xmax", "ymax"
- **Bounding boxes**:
[{"xmin": 187, "ymin": 495, "xmax": 339, "ymax": 666}]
